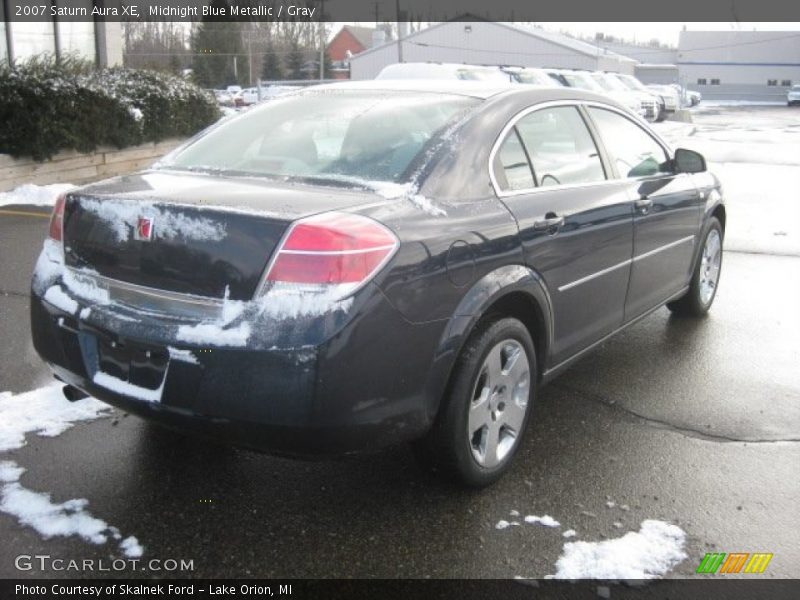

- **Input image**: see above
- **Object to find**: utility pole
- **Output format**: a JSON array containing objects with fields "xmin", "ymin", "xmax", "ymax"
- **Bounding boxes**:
[
  {"xmin": 318, "ymin": 0, "xmax": 326, "ymax": 80},
  {"xmin": 395, "ymin": 0, "xmax": 403, "ymax": 62}
]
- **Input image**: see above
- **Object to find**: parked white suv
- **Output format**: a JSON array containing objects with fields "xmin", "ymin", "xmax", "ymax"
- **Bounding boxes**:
[{"xmin": 605, "ymin": 73, "xmax": 665, "ymax": 122}]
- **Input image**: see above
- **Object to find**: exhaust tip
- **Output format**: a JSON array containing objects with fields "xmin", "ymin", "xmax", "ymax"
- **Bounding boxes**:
[{"xmin": 63, "ymin": 385, "xmax": 89, "ymax": 402}]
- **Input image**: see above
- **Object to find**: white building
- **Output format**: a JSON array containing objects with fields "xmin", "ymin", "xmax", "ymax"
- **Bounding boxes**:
[
  {"xmin": 678, "ymin": 31, "xmax": 800, "ymax": 101},
  {"xmin": 350, "ymin": 20, "xmax": 638, "ymax": 80},
  {"xmin": 0, "ymin": 2, "xmax": 122, "ymax": 67}
]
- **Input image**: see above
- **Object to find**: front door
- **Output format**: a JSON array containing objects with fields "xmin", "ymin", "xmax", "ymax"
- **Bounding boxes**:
[
  {"xmin": 585, "ymin": 106, "xmax": 704, "ymax": 321},
  {"xmin": 492, "ymin": 104, "xmax": 634, "ymax": 367}
]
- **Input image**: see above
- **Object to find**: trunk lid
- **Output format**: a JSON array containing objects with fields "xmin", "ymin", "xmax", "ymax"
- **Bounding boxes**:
[{"xmin": 62, "ymin": 171, "xmax": 384, "ymax": 301}]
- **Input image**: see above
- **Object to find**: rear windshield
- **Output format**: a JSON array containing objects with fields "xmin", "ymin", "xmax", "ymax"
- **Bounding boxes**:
[{"xmin": 161, "ymin": 90, "xmax": 479, "ymax": 184}]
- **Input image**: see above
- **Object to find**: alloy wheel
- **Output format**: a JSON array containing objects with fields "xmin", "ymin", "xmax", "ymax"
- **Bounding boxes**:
[
  {"xmin": 467, "ymin": 339, "xmax": 531, "ymax": 468},
  {"xmin": 699, "ymin": 229, "xmax": 722, "ymax": 306}
]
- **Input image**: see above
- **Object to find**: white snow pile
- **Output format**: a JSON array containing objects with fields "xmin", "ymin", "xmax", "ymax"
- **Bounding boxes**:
[
  {"xmin": 176, "ymin": 321, "xmax": 252, "ymax": 347},
  {"xmin": 563, "ymin": 529, "xmax": 577, "ymax": 538},
  {"xmin": 92, "ymin": 372, "xmax": 165, "ymax": 404},
  {"xmin": 0, "ymin": 183, "xmax": 74, "ymax": 208},
  {"xmin": 362, "ymin": 180, "xmax": 448, "ymax": 217},
  {"xmin": 409, "ymin": 194, "xmax": 447, "ymax": 217},
  {"xmin": 257, "ymin": 284, "xmax": 355, "ymax": 320},
  {"xmin": 549, "ymin": 520, "xmax": 687, "ymax": 580},
  {"xmin": 0, "ymin": 461, "xmax": 142, "ymax": 558},
  {"xmin": 79, "ymin": 197, "xmax": 227, "ymax": 243},
  {"xmin": 524, "ymin": 514, "xmax": 561, "ymax": 528},
  {"xmin": 0, "ymin": 385, "xmax": 144, "ymax": 557},
  {"xmin": 0, "ymin": 384, "xmax": 109, "ymax": 453},
  {"xmin": 43, "ymin": 286, "xmax": 78, "ymax": 315},
  {"xmin": 495, "ymin": 519, "xmax": 520, "ymax": 530},
  {"xmin": 168, "ymin": 346, "xmax": 199, "ymax": 365}
]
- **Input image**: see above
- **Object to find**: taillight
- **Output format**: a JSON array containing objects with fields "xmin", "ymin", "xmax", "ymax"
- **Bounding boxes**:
[
  {"xmin": 48, "ymin": 193, "xmax": 67, "ymax": 242},
  {"xmin": 264, "ymin": 212, "xmax": 398, "ymax": 295}
]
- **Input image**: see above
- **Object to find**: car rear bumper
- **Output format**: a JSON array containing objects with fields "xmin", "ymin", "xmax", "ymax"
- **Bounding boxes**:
[{"xmin": 31, "ymin": 277, "xmax": 450, "ymax": 456}]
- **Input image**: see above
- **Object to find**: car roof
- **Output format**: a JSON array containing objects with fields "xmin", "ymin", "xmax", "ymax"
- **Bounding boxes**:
[
  {"xmin": 304, "ymin": 79, "xmax": 514, "ymax": 98},
  {"xmin": 300, "ymin": 79, "xmax": 615, "ymax": 103}
]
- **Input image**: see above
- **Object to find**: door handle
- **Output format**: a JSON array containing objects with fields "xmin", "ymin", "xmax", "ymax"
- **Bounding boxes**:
[
  {"xmin": 533, "ymin": 214, "xmax": 565, "ymax": 232},
  {"xmin": 634, "ymin": 198, "xmax": 653, "ymax": 214}
]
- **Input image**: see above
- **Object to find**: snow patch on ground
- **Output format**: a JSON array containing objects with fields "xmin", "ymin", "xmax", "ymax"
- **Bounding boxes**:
[
  {"xmin": 0, "ymin": 384, "xmax": 109, "ymax": 453},
  {"xmin": 0, "ymin": 461, "xmax": 143, "ymax": 557},
  {"xmin": 549, "ymin": 520, "xmax": 687, "ymax": 580},
  {"xmin": 495, "ymin": 520, "xmax": 520, "ymax": 530},
  {"xmin": 79, "ymin": 197, "xmax": 227, "ymax": 243},
  {"xmin": 562, "ymin": 529, "xmax": 577, "ymax": 538},
  {"xmin": 0, "ymin": 183, "xmax": 74, "ymax": 208},
  {"xmin": 524, "ymin": 514, "xmax": 561, "ymax": 528},
  {"xmin": 0, "ymin": 386, "xmax": 143, "ymax": 557}
]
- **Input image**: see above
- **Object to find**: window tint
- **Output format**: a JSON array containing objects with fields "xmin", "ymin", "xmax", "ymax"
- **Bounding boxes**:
[
  {"xmin": 515, "ymin": 106, "xmax": 605, "ymax": 187},
  {"xmin": 588, "ymin": 107, "xmax": 669, "ymax": 179},
  {"xmin": 494, "ymin": 130, "xmax": 535, "ymax": 191}
]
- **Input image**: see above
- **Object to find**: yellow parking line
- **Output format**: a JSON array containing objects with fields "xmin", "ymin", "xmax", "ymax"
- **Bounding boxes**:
[{"xmin": 0, "ymin": 209, "xmax": 50, "ymax": 218}]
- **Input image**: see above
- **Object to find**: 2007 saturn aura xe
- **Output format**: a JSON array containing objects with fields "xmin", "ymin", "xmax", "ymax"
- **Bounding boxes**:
[{"xmin": 31, "ymin": 81, "xmax": 725, "ymax": 486}]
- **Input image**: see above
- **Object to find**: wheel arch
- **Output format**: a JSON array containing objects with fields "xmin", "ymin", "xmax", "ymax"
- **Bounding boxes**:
[
  {"xmin": 711, "ymin": 203, "xmax": 726, "ymax": 235},
  {"xmin": 427, "ymin": 265, "xmax": 553, "ymax": 415}
]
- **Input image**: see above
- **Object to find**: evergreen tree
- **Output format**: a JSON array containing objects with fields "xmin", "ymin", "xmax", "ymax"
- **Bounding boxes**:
[
  {"xmin": 190, "ymin": 2, "xmax": 246, "ymax": 88},
  {"xmin": 285, "ymin": 40, "xmax": 305, "ymax": 80},
  {"xmin": 261, "ymin": 39, "xmax": 283, "ymax": 81}
]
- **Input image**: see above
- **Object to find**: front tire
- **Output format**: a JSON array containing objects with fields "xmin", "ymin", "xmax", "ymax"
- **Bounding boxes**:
[
  {"xmin": 413, "ymin": 316, "xmax": 536, "ymax": 487},
  {"xmin": 667, "ymin": 217, "xmax": 723, "ymax": 317}
]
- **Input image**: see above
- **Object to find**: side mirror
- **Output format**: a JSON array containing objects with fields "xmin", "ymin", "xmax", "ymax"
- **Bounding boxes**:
[{"xmin": 673, "ymin": 148, "xmax": 706, "ymax": 174}]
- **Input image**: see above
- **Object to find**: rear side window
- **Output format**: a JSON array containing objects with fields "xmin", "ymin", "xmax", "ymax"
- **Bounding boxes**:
[
  {"xmin": 493, "ymin": 106, "xmax": 605, "ymax": 191},
  {"xmin": 495, "ymin": 130, "xmax": 535, "ymax": 191},
  {"xmin": 587, "ymin": 107, "xmax": 670, "ymax": 178},
  {"xmin": 515, "ymin": 106, "xmax": 606, "ymax": 188}
]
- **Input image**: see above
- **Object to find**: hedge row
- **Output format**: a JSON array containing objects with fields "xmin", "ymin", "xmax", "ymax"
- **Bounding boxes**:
[{"xmin": 0, "ymin": 58, "xmax": 221, "ymax": 161}]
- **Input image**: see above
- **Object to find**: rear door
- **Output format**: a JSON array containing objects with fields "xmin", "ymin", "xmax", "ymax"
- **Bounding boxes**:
[
  {"xmin": 585, "ymin": 107, "xmax": 703, "ymax": 321},
  {"xmin": 492, "ymin": 103, "xmax": 634, "ymax": 367}
]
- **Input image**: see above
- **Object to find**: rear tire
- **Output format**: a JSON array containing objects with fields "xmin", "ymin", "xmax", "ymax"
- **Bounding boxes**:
[
  {"xmin": 667, "ymin": 217, "xmax": 723, "ymax": 317},
  {"xmin": 413, "ymin": 316, "xmax": 536, "ymax": 487}
]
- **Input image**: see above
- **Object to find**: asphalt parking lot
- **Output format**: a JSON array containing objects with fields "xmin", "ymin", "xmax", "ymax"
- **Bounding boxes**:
[{"xmin": 0, "ymin": 106, "xmax": 798, "ymax": 579}]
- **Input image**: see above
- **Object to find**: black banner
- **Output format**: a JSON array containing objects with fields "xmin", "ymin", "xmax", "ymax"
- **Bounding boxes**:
[
  {"xmin": 4, "ymin": 0, "xmax": 800, "ymax": 22},
  {"xmin": 2, "ymin": 580, "xmax": 800, "ymax": 600}
]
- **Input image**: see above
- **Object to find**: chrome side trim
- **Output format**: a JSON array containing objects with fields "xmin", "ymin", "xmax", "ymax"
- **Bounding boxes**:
[
  {"xmin": 632, "ymin": 235, "xmax": 695, "ymax": 263},
  {"xmin": 542, "ymin": 285, "xmax": 690, "ymax": 381},
  {"xmin": 557, "ymin": 235, "xmax": 695, "ymax": 293},
  {"xmin": 557, "ymin": 259, "xmax": 632, "ymax": 292},
  {"xmin": 488, "ymin": 99, "xmax": 674, "ymax": 199}
]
